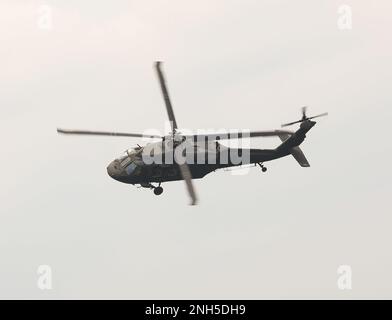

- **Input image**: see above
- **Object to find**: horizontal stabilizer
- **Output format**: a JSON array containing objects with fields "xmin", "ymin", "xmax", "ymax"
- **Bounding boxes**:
[
  {"xmin": 278, "ymin": 134, "xmax": 310, "ymax": 167},
  {"xmin": 290, "ymin": 146, "xmax": 310, "ymax": 167}
]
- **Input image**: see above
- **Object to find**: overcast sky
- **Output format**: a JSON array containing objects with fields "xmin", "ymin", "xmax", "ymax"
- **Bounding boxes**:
[{"xmin": 1, "ymin": 0, "xmax": 392, "ymax": 299}]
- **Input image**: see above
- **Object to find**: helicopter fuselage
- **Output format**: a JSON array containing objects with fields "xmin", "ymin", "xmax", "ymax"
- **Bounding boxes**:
[
  {"xmin": 106, "ymin": 120, "xmax": 316, "ymax": 187},
  {"xmin": 106, "ymin": 140, "xmax": 290, "ymax": 185}
]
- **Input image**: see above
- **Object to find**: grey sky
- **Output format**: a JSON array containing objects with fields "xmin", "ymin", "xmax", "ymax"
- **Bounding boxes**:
[{"xmin": 1, "ymin": 0, "xmax": 391, "ymax": 298}]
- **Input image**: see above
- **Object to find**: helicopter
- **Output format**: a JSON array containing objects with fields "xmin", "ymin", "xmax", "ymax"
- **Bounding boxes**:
[{"xmin": 57, "ymin": 62, "xmax": 327, "ymax": 205}]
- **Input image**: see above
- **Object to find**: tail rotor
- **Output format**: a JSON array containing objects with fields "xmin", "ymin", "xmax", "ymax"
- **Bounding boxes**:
[{"xmin": 282, "ymin": 106, "xmax": 328, "ymax": 127}]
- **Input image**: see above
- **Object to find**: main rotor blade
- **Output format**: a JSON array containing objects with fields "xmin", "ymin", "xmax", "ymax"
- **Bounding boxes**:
[
  {"xmin": 155, "ymin": 61, "xmax": 178, "ymax": 132},
  {"xmin": 57, "ymin": 128, "xmax": 162, "ymax": 139},
  {"xmin": 185, "ymin": 130, "xmax": 294, "ymax": 141},
  {"xmin": 307, "ymin": 112, "xmax": 328, "ymax": 120},
  {"xmin": 178, "ymin": 163, "xmax": 198, "ymax": 206}
]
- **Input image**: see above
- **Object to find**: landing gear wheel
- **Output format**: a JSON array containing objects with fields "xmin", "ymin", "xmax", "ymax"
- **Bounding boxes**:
[
  {"xmin": 258, "ymin": 163, "xmax": 267, "ymax": 172},
  {"xmin": 154, "ymin": 186, "xmax": 163, "ymax": 195}
]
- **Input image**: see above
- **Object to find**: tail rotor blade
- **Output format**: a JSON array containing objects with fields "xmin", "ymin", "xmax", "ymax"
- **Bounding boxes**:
[
  {"xmin": 301, "ymin": 106, "xmax": 307, "ymax": 120},
  {"xmin": 282, "ymin": 108, "xmax": 328, "ymax": 127},
  {"xmin": 308, "ymin": 112, "xmax": 328, "ymax": 120},
  {"xmin": 281, "ymin": 120, "xmax": 303, "ymax": 127}
]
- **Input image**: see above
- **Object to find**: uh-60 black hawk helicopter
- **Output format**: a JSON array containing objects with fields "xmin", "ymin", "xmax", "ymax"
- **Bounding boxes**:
[{"xmin": 57, "ymin": 62, "xmax": 327, "ymax": 205}]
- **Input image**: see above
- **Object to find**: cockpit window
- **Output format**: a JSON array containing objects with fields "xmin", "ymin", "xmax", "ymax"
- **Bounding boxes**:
[
  {"xmin": 117, "ymin": 147, "xmax": 144, "ymax": 168},
  {"xmin": 120, "ymin": 157, "xmax": 131, "ymax": 168}
]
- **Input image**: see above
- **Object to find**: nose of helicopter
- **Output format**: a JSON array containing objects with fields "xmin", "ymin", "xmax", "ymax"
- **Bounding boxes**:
[{"xmin": 107, "ymin": 160, "xmax": 122, "ymax": 180}]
